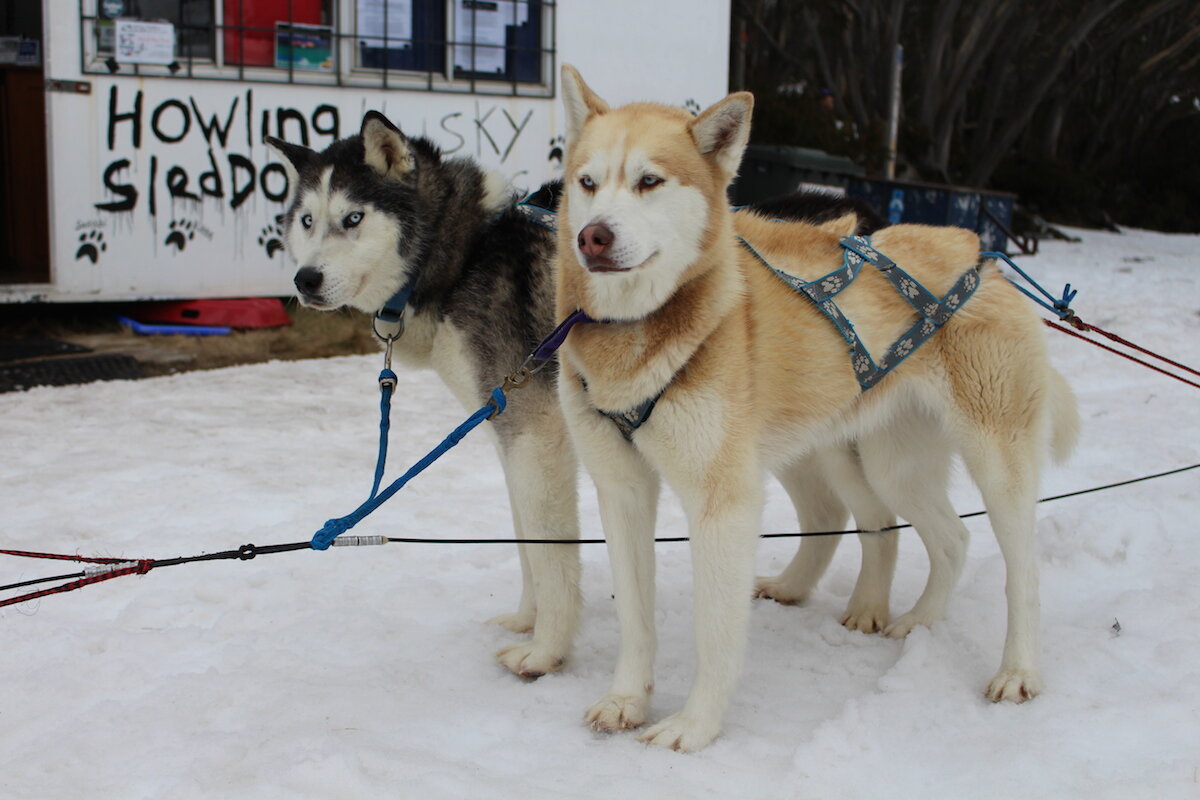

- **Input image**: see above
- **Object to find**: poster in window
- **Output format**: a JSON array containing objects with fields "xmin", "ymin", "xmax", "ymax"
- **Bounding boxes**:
[
  {"xmin": 356, "ymin": 0, "xmax": 414, "ymax": 49},
  {"xmin": 114, "ymin": 19, "xmax": 176, "ymax": 65},
  {"xmin": 454, "ymin": 0, "xmax": 526, "ymax": 75},
  {"xmin": 276, "ymin": 23, "xmax": 334, "ymax": 72},
  {"xmin": 15, "ymin": 39, "xmax": 40, "ymax": 66}
]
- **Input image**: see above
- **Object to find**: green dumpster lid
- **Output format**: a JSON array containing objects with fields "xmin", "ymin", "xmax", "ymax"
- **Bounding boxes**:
[{"xmin": 743, "ymin": 144, "xmax": 865, "ymax": 177}]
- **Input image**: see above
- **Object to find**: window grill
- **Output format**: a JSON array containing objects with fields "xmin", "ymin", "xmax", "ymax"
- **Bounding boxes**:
[{"xmin": 79, "ymin": 0, "xmax": 556, "ymax": 97}]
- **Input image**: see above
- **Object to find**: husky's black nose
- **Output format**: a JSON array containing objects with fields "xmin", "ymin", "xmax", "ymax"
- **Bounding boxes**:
[{"xmin": 294, "ymin": 266, "xmax": 323, "ymax": 297}]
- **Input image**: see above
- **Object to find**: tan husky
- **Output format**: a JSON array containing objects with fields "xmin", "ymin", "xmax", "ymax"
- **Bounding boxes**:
[{"xmin": 553, "ymin": 66, "xmax": 1080, "ymax": 751}]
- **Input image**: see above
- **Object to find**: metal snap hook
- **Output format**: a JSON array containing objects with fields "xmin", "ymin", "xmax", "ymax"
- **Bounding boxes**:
[{"xmin": 382, "ymin": 334, "xmax": 395, "ymax": 373}]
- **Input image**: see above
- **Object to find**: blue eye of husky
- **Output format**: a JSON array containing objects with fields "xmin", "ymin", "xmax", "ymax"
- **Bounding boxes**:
[
  {"xmin": 639, "ymin": 174, "xmax": 663, "ymax": 190},
  {"xmin": 344, "ymin": 211, "xmax": 364, "ymax": 228},
  {"xmin": 579, "ymin": 175, "xmax": 595, "ymax": 190},
  {"xmin": 300, "ymin": 213, "xmax": 313, "ymax": 229}
]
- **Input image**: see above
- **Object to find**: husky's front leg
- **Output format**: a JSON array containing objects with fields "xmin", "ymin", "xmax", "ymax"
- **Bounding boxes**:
[
  {"xmin": 561, "ymin": 382, "xmax": 662, "ymax": 731},
  {"xmin": 638, "ymin": 462, "xmax": 763, "ymax": 751},
  {"xmin": 493, "ymin": 417, "xmax": 582, "ymax": 679},
  {"xmin": 584, "ymin": 447, "xmax": 661, "ymax": 732}
]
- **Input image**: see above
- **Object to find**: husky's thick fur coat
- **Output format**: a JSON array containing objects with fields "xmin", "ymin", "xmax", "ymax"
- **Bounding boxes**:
[
  {"xmin": 554, "ymin": 66, "xmax": 1079, "ymax": 751},
  {"xmin": 267, "ymin": 113, "xmax": 581, "ymax": 679}
]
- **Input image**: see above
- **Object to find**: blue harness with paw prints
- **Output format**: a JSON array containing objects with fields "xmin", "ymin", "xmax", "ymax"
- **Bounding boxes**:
[{"xmin": 741, "ymin": 234, "xmax": 982, "ymax": 391}]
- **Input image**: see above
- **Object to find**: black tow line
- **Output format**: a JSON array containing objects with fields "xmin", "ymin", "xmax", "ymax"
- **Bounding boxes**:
[{"xmin": 3, "ymin": 463, "xmax": 1195, "ymax": 609}]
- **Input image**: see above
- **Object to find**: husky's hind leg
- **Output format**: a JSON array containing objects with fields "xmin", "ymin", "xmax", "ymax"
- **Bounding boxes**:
[
  {"xmin": 760, "ymin": 449, "xmax": 898, "ymax": 633},
  {"xmin": 757, "ymin": 456, "xmax": 846, "ymax": 606},
  {"xmin": 489, "ymin": 499, "xmax": 537, "ymax": 634},
  {"xmin": 959, "ymin": 427, "xmax": 1044, "ymax": 702},
  {"xmin": 857, "ymin": 412, "xmax": 967, "ymax": 639},
  {"xmin": 493, "ymin": 416, "xmax": 583, "ymax": 679},
  {"xmin": 823, "ymin": 447, "xmax": 899, "ymax": 633}
]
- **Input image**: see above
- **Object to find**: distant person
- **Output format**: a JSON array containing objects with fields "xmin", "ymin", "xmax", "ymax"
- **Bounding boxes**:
[
  {"xmin": 805, "ymin": 87, "xmax": 852, "ymax": 155},
  {"xmin": 818, "ymin": 87, "xmax": 836, "ymax": 114},
  {"xmin": 817, "ymin": 88, "xmax": 843, "ymax": 131}
]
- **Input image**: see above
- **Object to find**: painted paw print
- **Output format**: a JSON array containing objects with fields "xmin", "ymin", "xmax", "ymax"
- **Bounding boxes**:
[
  {"xmin": 164, "ymin": 219, "xmax": 197, "ymax": 252},
  {"xmin": 683, "ymin": 98, "xmax": 701, "ymax": 116},
  {"xmin": 258, "ymin": 224, "xmax": 284, "ymax": 258},
  {"xmin": 75, "ymin": 230, "xmax": 107, "ymax": 263},
  {"xmin": 547, "ymin": 135, "xmax": 565, "ymax": 166}
]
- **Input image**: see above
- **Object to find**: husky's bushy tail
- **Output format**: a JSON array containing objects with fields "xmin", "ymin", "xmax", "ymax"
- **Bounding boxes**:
[{"xmin": 1048, "ymin": 368, "xmax": 1081, "ymax": 464}]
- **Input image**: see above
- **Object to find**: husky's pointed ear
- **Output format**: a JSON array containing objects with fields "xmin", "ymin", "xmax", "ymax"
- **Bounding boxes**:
[
  {"xmin": 690, "ymin": 92, "xmax": 754, "ymax": 179},
  {"xmin": 265, "ymin": 136, "xmax": 314, "ymax": 193},
  {"xmin": 361, "ymin": 111, "xmax": 415, "ymax": 179},
  {"xmin": 818, "ymin": 212, "xmax": 860, "ymax": 238},
  {"xmin": 561, "ymin": 64, "xmax": 610, "ymax": 146}
]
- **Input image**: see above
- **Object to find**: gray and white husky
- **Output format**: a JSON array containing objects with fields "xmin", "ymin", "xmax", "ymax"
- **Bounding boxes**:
[
  {"xmin": 267, "ymin": 112, "xmax": 579, "ymax": 679},
  {"xmin": 265, "ymin": 110, "xmax": 894, "ymax": 682}
]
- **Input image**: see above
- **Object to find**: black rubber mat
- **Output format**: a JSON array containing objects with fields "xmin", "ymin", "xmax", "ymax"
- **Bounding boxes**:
[
  {"xmin": 0, "ymin": 336, "xmax": 91, "ymax": 364},
  {"xmin": 0, "ymin": 353, "xmax": 144, "ymax": 393}
]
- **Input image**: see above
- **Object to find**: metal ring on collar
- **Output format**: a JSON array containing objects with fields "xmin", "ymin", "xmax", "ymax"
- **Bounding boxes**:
[{"xmin": 372, "ymin": 313, "xmax": 405, "ymax": 342}]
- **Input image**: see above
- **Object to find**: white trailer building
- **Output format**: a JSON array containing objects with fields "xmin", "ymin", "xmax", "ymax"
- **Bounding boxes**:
[{"xmin": 0, "ymin": 0, "xmax": 730, "ymax": 302}]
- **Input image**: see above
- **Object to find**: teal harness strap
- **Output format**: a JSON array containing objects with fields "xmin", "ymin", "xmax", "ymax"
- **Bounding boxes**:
[
  {"xmin": 599, "ymin": 394, "xmax": 660, "ymax": 442},
  {"xmin": 741, "ymin": 236, "xmax": 865, "ymax": 304},
  {"xmin": 516, "ymin": 198, "xmax": 557, "ymax": 231},
  {"xmin": 745, "ymin": 235, "xmax": 981, "ymax": 391},
  {"xmin": 840, "ymin": 235, "xmax": 979, "ymax": 326},
  {"xmin": 578, "ymin": 376, "xmax": 661, "ymax": 442}
]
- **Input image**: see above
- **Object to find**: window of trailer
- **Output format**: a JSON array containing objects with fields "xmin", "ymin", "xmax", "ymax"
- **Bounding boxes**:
[{"xmin": 82, "ymin": 0, "xmax": 554, "ymax": 95}]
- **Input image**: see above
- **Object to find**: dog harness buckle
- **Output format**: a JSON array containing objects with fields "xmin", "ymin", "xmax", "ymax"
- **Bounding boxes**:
[{"xmin": 501, "ymin": 365, "xmax": 532, "ymax": 392}]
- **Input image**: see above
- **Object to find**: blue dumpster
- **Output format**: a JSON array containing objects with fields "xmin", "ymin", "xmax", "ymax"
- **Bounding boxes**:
[{"xmin": 846, "ymin": 178, "xmax": 1015, "ymax": 252}]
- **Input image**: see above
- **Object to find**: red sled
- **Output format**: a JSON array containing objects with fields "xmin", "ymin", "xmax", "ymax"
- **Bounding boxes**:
[{"xmin": 129, "ymin": 298, "xmax": 292, "ymax": 329}]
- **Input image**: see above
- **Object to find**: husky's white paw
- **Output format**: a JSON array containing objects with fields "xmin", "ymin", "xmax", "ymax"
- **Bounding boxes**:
[
  {"xmin": 495, "ymin": 641, "xmax": 566, "ymax": 680},
  {"xmin": 636, "ymin": 712, "xmax": 720, "ymax": 752},
  {"xmin": 840, "ymin": 603, "xmax": 889, "ymax": 634},
  {"xmin": 585, "ymin": 694, "xmax": 649, "ymax": 733},
  {"xmin": 753, "ymin": 575, "xmax": 811, "ymax": 606},
  {"xmin": 985, "ymin": 668, "xmax": 1042, "ymax": 703},
  {"xmin": 883, "ymin": 608, "xmax": 938, "ymax": 639},
  {"xmin": 487, "ymin": 611, "xmax": 535, "ymax": 634}
]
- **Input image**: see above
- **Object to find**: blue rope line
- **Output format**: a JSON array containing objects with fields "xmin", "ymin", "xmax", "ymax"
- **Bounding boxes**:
[
  {"xmin": 983, "ymin": 251, "xmax": 1078, "ymax": 319},
  {"xmin": 312, "ymin": 300, "xmax": 594, "ymax": 551},
  {"xmin": 311, "ymin": 387, "xmax": 507, "ymax": 550},
  {"xmin": 369, "ymin": 369, "xmax": 397, "ymax": 500}
]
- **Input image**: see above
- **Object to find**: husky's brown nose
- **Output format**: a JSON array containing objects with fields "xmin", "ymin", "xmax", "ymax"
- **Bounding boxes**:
[{"xmin": 577, "ymin": 224, "xmax": 614, "ymax": 258}]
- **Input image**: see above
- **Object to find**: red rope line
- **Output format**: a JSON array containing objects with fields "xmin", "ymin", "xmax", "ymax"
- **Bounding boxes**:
[
  {"xmin": 1068, "ymin": 318, "xmax": 1200, "ymax": 378},
  {"xmin": 0, "ymin": 560, "xmax": 153, "ymax": 609},
  {"xmin": 0, "ymin": 549, "xmax": 138, "ymax": 564},
  {"xmin": 1043, "ymin": 319, "xmax": 1200, "ymax": 390}
]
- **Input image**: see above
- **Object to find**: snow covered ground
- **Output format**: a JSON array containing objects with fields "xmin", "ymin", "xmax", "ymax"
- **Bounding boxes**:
[{"xmin": 2, "ymin": 226, "xmax": 1197, "ymax": 799}]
